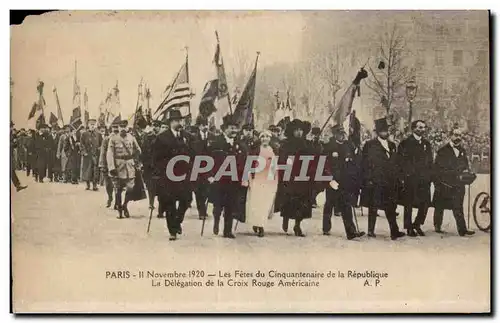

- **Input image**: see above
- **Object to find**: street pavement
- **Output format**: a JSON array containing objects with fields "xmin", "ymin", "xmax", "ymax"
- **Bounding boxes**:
[{"xmin": 11, "ymin": 172, "xmax": 491, "ymax": 313}]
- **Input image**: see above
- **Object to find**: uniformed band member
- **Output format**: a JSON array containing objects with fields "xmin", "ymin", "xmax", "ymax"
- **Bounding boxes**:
[
  {"xmin": 209, "ymin": 114, "xmax": 248, "ymax": 239},
  {"xmin": 398, "ymin": 120, "xmax": 433, "ymax": 236},
  {"xmin": 99, "ymin": 123, "xmax": 116, "ymax": 208},
  {"xmin": 323, "ymin": 124, "xmax": 365, "ymax": 239},
  {"xmin": 432, "ymin": 128, "xmax": 475, "ymax": 236},
  {"xmin": 106, "ymin": 119, "xmax": 142, "ymax": 219},
  {"xmin": 152, "ymin": 109, "xmax": 192, "ymax": 240},
  {"xmin": 360, "ymin": 118, "xmax": 405, "ymax": 240},
  {"xmin": 81, "ymin": 119, "xmax": 103, "ymax": 191}
]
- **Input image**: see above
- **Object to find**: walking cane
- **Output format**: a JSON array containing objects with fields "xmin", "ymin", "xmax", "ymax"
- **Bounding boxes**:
[
  {"xmin": 201, "ymin": 200, "xmax": 210, "ymax": 236},
  {"xmin": 467, "ymin": 184, "xmax": 471, "ymax": 230},
  {"xmin": 147, "ymin": 206, "xmax": 154, "ymax": 234},
  {"xmin": 351, "ymin": 205, "xmax": 360, "ymax": 233}
]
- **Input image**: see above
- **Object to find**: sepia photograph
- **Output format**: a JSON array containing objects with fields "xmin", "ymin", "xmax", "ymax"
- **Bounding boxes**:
[{"xmin": 10, "ymin": 9, "xmax": 491, "ymax": 313}]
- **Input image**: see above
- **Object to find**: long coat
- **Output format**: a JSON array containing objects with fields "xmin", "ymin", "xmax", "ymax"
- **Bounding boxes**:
[
  {"xmin": 63, "ymin": 134, "xmax": 81, "ymax": 175},
  {"xmin": 151, "ymin": 129, "xmax": 192, "ymax": 198},
  {"xmin": 360, "ymin": 138, "xmax": 399, "ymax": 210},
  {"xmin": 106, "ymin": 133, "xmax": 141, "ymax": 180},
  {"xmin": 207, "ymin": 134, "xmax": 249, "ymax": 222},
  {"xmin": 35, "ymin": 133, "xmax": 51, "ymax": 176},
  {"xmin": 432, "ymin": 143, "xmax": 469, "ymax": 210},
  {"xmin": 274, "ymin": 137, "xmax": 320, "ymax": 220},
  {"xmin": 397, "ymin": 135, "xmax": 433, "ymax": 207},
  {"xmin": 80, "ymin": 130, "xmax": 103, "ymax": 181},
  {"xmin": 48, "ymin": 133, "xmax": 61, "ymax": 173}
]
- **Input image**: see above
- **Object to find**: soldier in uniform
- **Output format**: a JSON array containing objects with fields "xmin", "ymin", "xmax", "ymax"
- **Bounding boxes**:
[
  {"xmin": 360, "ymin": 118, "xmax": 405, "ymax": 240},
  {"xmin": 397, "ymin": 120, "xmax": 433, "ymax": 237},
  {"xmin": 151, "ymin": 110, "xmax": 192, "ymax": 241},
  {"xmin": 106, "ymin": 119, "xmax": 142, "ymax": 219},
  {"xmin": 432, "ymin": 128, "xmax": 475, "ymax": 236},
  {"xmin": 99, "ymin": 123, "xmax": 118, "ymax": 208},
  {"xmin": 81, "ymin": 119, "xmax": 103, "ymax": 191},
  {"xmin": 208, "ymin": 114, "xmax": 248, "ymax": 239},
  {"xmin": 322, "ymin": 124, "xmax": 365, "ymax": 239}
]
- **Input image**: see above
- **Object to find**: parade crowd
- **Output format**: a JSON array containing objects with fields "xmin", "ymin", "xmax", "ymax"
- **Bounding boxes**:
[{"xmin": 11, "ymin": 111, "xmax": 481, "ymax": 242}]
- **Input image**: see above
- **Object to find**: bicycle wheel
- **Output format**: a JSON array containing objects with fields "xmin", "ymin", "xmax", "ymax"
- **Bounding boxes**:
[{"xmin": 473, "ymin": 192, "xmax": 491, "ymax": 232}]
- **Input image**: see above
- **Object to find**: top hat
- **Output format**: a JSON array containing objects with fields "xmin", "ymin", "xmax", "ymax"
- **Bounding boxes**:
[
  {"xmin": 374, "ymin": 117, "xmax": 389, "ymax": 132},
  {"xmin": 284, "ymin": 119, "xmax": 310, "ymax": 139},
  {"xmin": 166, "ymin": 109, "xmax": 184, "ymax": 122}
]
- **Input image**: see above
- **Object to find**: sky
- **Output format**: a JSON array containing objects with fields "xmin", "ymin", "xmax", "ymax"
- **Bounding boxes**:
[{"xmin": 10, "ymin": 11, "xmax": 305, "ymax": 129}]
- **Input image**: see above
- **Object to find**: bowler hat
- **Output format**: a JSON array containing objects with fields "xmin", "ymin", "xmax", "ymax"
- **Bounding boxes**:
[
  {"xmin": 374, "ymin": 117, "xmax": 389, "ymax": 132},
  {"xmin": 195, "ymin": 116, "xmax": 208, "ymax": 126},
  {"xmin": 242, "ymin": 124, "xmax": 254, "ymax": 131},
  {"xmin": 166, "ymin": 109, "xmax": 184, "ymax": 122}
]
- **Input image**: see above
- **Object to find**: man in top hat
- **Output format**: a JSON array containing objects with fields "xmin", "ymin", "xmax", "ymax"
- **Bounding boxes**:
[
  {"xmin": 432, "ymin": 127, "xmax": 475, "ymax": 236},
  {"xmin": 34, "ymin": 123, "xmax": 51, "ymax": 183},
  {"xmin": 208, "ymin": 114, "xmax": 249, "ymax": 239},
  {"xmin": 99, "ymin": 121, "xmax": 119, "ymax": 208},
  {"xmin": 308, "ymin": 126, "xmax": 324, "ymax": 208},
  {"xmin": 397, "ymin": 120, "xmax": 433, "ymax": 237},
  {"xmin": 151, "ymin": 109, "xmax": 192, "ymax": 240},
  {"xmin": 360, "ymin": 117, "xmax": 405, "ymax": 240},
  {"xmin": 47, "ymin": 124, "xmax": 62, "ymax": 182},
  {"xmin": 322, "ymin": 124, "xmax": 365, "ymax": 239},
  {"xmin": 141, "ymin": 119, "xmax": 162, "ymax": 215},
  {"xmin": 106, "ymin": 119, "xmax": 142, "ymax": 219},
  {"xmin": 191, "ymin": 116, "xmax": 212, "ymax": 220},
  {"xmin": 81, "ymin": 118, "xmax": 103, "ymax": 191}
]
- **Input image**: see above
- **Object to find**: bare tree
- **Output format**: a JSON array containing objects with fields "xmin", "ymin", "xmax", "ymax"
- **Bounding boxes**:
[
  {"xmin": 365, "ymin": 24, "xmax": 410, "ymax": 122},
  {"xmin": 314, "ymin": 47, "xmax": 344, "ymax": 112}
]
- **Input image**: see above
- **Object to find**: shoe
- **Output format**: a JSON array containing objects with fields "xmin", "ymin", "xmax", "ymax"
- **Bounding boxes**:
[
  {"xmin": 16, "ymin": 185, "xmax": 27, "ymax": 192},
  {"xmin": 435, "ymin": 227, "xmax": 446, "ymax": 234},
  {"xmin": 368, "ymin": 231, "xmax": 376, "ymax": 238},
  {"xmin": 157, "ymin": 214, "xmax": 164, "ymax": 218},
  {"xmin": 293, "ymin": 225, "xmax": 305, "ymax": 237},
  {"xmin": 407, "ymin": 229, "xmax": 417, "ymax": 237},
  {"xmin": 323, "ymin": 232, "xmax": 331, "ymax": 236},
  {"xmin": 177, "ymin": 226, "xmax": 182, "ymax": 235},
  {"xmin": 356, "ymin": 231, "xmax": 366, "ymax": 238},
  {"xmin": 391, "ymin": 231, "xmax": 406, "ymax": 240},
  {"xmin": 223, "ymin": 233, "xmax": 236, "ymax": 239},
  {"xmin": 199, "ymin": 215, "xmax": 207, "ymax": 220},
  {"xmin": 213, "ymin": 222, "xmax": 220, "ymax": 235},
  {"xmin": 169, "ymin": 234, "xmax": 177, "ymax": 241},
  {"xmin": 117, "ymin": 208, "xmax": 123, "ymax": 219},
  {"xmin": 347, "ymin": 234, "xmax": 358, "ymax": 240},
  {"xmin": 85, "ymin": 187, "xmax": 90, "ymax": 191},
  {"xmin": 257, "ymin": 228, "xmax": 264, "ymax": 238},
  {"xmin": 282, "ymin": 220, "xmax": 289, "ymax": 233},
  {"xmin": 92, "ymin": 187, "xmax": 99, "ymax": 191},
  {"xmin": 460, "ymin": 230, "xmax": 475, "ymax": 236},
  {"xmin": 106, "ymin": 198, "xmax": 112, "ymax": 208},
  {"xmin": 123, "ymin": 206, "xmax": 130, "ymax": 218},
  {"xmin": 414, "ymin": 226, "xmax": 425, "ymax": 236},
  {"xmin": 252, "ymin": 226, "xmax": 258, "ymax": 233}
]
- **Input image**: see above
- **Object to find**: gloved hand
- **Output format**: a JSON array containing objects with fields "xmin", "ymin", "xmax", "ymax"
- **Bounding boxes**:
[{"xmin": 109, "ymin": 169, "xmax": 118, "ymax": 177}]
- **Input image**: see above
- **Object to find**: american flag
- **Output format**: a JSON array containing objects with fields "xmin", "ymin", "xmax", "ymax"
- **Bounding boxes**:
[{"xmin": 154, "ymin": 60, "xmax": 192, "ymax": 121}]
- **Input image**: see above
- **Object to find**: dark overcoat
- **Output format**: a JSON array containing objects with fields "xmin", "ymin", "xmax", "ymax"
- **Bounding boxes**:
[
  {"xmin": 397, "ymin": 135, "xmax": 433, "ymax": 207},
  {"xmin": 360, "ymin": 138, "xmax": 399, "ymax": 210},
  {"xmin": 48, "ymin": 133, "xmax": 61, "ymax": 173},
  {"xmin": 35, "ymin": 133, "xmax": 51, "ymax": 176},
  {"xmin": 80, "ymin": 130, "xmax": 103, "ymax": 181},
  {"xmin": 432, "ymin": 143, "xmax": 469, "ymax": 210}
]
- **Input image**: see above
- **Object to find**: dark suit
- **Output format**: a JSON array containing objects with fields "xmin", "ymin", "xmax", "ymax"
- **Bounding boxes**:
[
  {"xmin": 209, "ymin": 134, "xmax": 248, "ymax": 236},
  {"xmin": 35, "ymin": 133, "xmax": 51, "ymax": 182},
  {"xmin": 397, "ymin": 134, "xmax": 433, "ymax": 230},
  {"xmin": 152, "ymin": 129, "xmax": 192, "ymax": 236},
  {"xmin": 47, "ymin": 133, "xmax": 61, "ymax": 181},
  {"xmin": 141, "ymin": 131, "xmax": 158, "ymax": 209},
  {"xmin": 360, "ymin": 138, "xmax": 401, "ymax": 236},
  {"xmin": 191, "ymin": 130, "xmax": 211, "ymax": 219},
  {"xmin": 322, "ymin": 139, "xmax": 359, "ymax": 238},
  {"xmin": 432, "ymin": 143, "xmax": 469, "ymax": 234}
]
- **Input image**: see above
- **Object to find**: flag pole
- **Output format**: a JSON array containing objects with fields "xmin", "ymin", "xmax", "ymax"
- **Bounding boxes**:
[
  {"xmin": 185, "ymin": 46, "xmax": 191, "ymax": 119},
  {"xmin": 216, "ymin": 30, "xmax": 233, "ymax": 115}
]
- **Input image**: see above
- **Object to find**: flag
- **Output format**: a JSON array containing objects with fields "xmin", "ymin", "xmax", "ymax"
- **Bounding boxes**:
[
  {"xmin": 49, "ymin": 112, "xmax": 58, "ymax": 126},
  {"xmin": 28, "ymin": 102, "xmax": 39, "ymax": 119},
  {"xmin": 53, "ymin": 87, "xmax": 64, "ymax": 124},
  {"xmin": 214, "ymin": 42, "xmax": 229, "ymax": 98},
  {"xmin": 70, "ymin": 106, "xmax": 82, "ymax": 129},
  {"xmin": 199, "ymin": 79, "xmax": 219, "ymax": 118},
  {"xmin": 35, "ymin": 114, "xmax": 46, "ymax": 130},
  {"xmin": 154, "ymin": 60, "xmax": 192, "ymax": 121},
  {"xmin": 83, "ymin": 89, "xmax": 89, "ymax": 127},
  {"xmin": 333, "ymin": 68, "xmax": 368, "ymax": 126},
  {"xmin": 233, "ymin": 57, "xmax": 258, "ymax": 128}
]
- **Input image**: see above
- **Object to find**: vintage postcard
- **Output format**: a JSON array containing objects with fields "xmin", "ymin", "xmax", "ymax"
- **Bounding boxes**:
[{"xmin": 10, "ymin": 10, "xmax": 490, "ymax": 313}]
